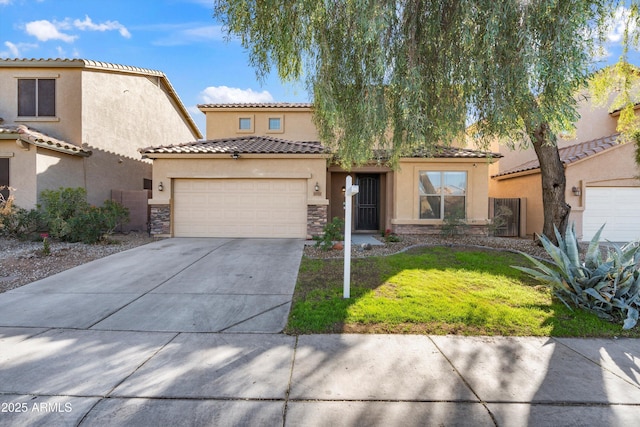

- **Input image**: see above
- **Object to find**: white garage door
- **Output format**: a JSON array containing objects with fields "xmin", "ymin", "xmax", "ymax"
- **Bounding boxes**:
[
  {"xmin": 173, "ymin": 178, "xmax": 307, "ymax": 238},
  {"xmin": 583, "ymin": 187, "xmax": 640, "ymax": 242}
]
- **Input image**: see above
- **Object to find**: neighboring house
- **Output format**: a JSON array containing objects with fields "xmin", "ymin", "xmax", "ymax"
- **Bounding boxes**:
[
  {"xmin": 489, "ymin": 95, "xmax": 640, "ymax": 242},
  {"xmin": 141, "ymin": 103, "xmax": 500, "ymax": 239},
  {"xmin": 0, "ymin": 58, "xmax": 202, "ymax": 231}
]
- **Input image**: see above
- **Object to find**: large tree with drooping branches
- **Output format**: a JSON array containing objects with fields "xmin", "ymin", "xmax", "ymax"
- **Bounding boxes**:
[{"xmin": 214, "ymin": 0, "xmax": 638, "ymax": 243}]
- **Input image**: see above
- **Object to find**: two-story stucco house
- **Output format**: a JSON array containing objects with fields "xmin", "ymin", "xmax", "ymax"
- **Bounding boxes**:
[
  {"xmin": 0, "ymin": 59, "xmax": 202, "ymax": 221},
  {"xmin": 142, "ymin": 103, "xmax": 501, "ymax": 239},
  {"xmin": 489, "ymin": 93, "xmax": 640, "ymax": 242}
]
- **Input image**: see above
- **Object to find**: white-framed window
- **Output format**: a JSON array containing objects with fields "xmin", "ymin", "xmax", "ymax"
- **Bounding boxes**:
[
  {"xmin": 18, "ymin": 78, "xmax": 56, "ymax": 117},
  {"xmin": 237, "ymin": 115, "xmax": 254, "ymax": 133},
  {"xmin": 418, "ymin": 171, "xmax": 467, "ymax": 219}
]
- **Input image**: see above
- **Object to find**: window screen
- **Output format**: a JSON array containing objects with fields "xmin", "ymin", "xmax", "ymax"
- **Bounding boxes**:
[{"xmin": 17, "ymin": 78, "xmax": 55, "ymax": 117}]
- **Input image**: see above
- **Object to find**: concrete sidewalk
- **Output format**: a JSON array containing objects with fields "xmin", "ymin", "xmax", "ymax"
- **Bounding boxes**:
[
  {"xmin": 0, "ymin": 238, "xmax": 639, "ymax": 425},
  {"xmin": 0, "ymin": 330, "xmax": 639, "ymax": 426}
]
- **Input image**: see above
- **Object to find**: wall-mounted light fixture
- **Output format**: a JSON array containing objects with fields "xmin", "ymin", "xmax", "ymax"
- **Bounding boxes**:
[
  {"xmin": 231, "ymin": 151, "xmax": 240, "ymax": 160},
  {"xmin": 158, "ymin": 182, "xmax": 164, "ymax": 192},
  {"xmin": 341, "ymin": 186, "xmax": 346, "ymax": 193},
  {"xmin": 314, "ymin": 182, "xmax": 320, "ymax": 192},
  {"xmin": 571, "ymin": 186, "xmax": 581, "ymax": 196}
]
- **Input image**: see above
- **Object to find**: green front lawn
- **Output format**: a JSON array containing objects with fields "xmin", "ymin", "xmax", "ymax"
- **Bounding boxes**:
[{"xmin": 286, "ymin": 246, "xmax": 640, "ymax": 337}]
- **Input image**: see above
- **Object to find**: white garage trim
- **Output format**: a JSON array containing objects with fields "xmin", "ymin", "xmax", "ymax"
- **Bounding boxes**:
[
  {"xmin": 173, "ymin": 178, "xmax": 307, "ymax": 238},
  {"xmin": 583, "ymin": 187, "xmax": 640, "ymax": 242}
]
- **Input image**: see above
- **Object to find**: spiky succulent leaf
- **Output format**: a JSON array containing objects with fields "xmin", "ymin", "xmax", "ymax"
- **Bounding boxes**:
[
  {"xmin": 585, "ymin": 224, "xmax": 605, "ymax": 269},
  {"xmin": 623, "ymin": 307, "xmax": 639, "ymax": 330}
]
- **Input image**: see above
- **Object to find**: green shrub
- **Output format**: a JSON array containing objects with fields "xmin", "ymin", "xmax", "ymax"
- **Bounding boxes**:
[
  {"xmin": 39, "ymin": 187, "xmax": 89, "ymax": 239},
  {"xmin": 38, "ymin": 187, "xmax": 129, "ymax": 244},
  {"xmin": 313, "ymin": 217, "xmax": 345, "ymax": 251},
  {"xmin": 513, "ymin": 223, "xmax": 640, "ymax": 330}
]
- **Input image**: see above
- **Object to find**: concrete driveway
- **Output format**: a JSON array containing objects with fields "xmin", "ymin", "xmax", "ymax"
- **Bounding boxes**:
[{"xmin": 0, "ymin": 238, "xmax": 305, "ymax": 333}]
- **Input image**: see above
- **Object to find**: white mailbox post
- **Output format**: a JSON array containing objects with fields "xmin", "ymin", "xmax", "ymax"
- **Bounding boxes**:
[{"xmin": 343, "ymin": 175, "xmax": 359, "ymax": 299}]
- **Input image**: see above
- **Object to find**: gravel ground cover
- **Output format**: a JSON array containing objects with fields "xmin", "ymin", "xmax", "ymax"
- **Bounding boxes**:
[{"xmin": 0, "ymin": 233, "xmax": 156, "ymax": 293}]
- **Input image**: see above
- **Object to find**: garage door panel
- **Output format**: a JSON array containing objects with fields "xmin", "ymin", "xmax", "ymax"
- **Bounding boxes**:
[
  {"xmin": 583, "ymin": 187, "xmax": 640, "ymax": 242},
  {"xmin": 173, "ymin": 178, "xmax": 308, "ymax": 238}
]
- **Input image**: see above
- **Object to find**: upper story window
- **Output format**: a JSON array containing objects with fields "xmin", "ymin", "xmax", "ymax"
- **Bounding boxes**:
[
  {"xmin": 268, "ymin": 117, "xmax": 281, "ymax": 131},
  {"xmin": 18, "ymin": 78, "xmax": 56, "ymax": 117},
  {"xmin": 239, "ymin": 117, "xmax": 251, "ymax": 130},
  {"xmin": 237, "ymin": 115, "xmax": 254, "ymax": 133},
  {"xmin": 267, "ymin": 115, "xmax": 284, "ymax": 133},
  {"xmin": 418, "ymin": 171, "xmax": 467, "ymax": 220}
]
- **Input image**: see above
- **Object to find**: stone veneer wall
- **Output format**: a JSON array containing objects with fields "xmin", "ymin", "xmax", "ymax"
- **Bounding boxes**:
[
  {"xmin": 307, "ymin": 205, "xmax": 328, "ymax": 237},
  {"xmin": 150, "ymin": 205, "xmax": 171, "ymax": 235},
  {"xmin": 393, "ymin": 224, "xmax": 489, "ymax": 236}
]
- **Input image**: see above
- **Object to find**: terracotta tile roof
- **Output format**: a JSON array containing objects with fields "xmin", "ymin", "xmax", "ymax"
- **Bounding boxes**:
[
  {"xmin": 197, "ymin": 103, "xmax": 313, "ymax": 109},
  {"xmin": 140, "ymin": 135, "xmax": 326, "ymax": 156},
  {"xmin": 0, "ymin": 58, "xmax": 165, "ymax": 76},
  {"xmin": 0, "ymin": 124, "xmax": 91, "ymax": 157},
  {"xmin": 493, "ymin": 134, "xmax": 620, "ymax": 178},
  {"xmin": 407, "ymin": 146, "xmax": 503, "ymax": 159}
]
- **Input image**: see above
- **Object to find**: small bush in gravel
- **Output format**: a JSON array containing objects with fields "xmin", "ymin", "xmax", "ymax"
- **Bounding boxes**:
[
  {"xmin": 313, "ymin": 217, "xmax": 345, "ymax": 251},
  {"xmin": 39, "ymin": 187, "xmax": 130, "ymax": 244}
]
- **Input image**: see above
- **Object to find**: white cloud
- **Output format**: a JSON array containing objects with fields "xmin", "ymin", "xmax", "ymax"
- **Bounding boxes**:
[
  {"xmin": 0, "ymin": 0, "xmax": 12, "ymax": 5},
  {"xmin": 0, "ymin": 40, "xmax": 38, "ymax": 57},
  {"xmin": 3, "ymin": 41, "xmax": 20, "ymax": 56},
  {"xmin": 152, "ymin": 24, "xmax": 225, "ymax": 46},
  {"xmin": 200, "ymin": 86, "xmax": 274, "ymax": 104},
  {"xmin": 25, "ymin": 19, "xmax": 77, "ymax": 42},
  {"xmin": 606, "ymin": 7, "xmax": 637, "ymax": 43},
  {"xmin": 73, "ymin": 15, "xmax": 131, "ymax": 38}
]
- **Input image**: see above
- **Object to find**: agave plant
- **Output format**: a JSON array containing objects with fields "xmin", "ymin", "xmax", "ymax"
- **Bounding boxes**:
[{"xmin": 514, "ymin": 223, "xmax": 640, "ymax": 330}]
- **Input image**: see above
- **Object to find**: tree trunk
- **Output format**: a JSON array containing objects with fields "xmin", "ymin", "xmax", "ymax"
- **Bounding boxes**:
[{"xmin": 530, "ymin": 122, "xmax": 571, "ymax": 245}]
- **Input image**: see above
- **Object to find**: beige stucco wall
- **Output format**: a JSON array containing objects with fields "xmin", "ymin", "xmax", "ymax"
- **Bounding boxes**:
[
  {"xmin": 82, "ymin": 70, "xmax": 199, "ymax": 158},
  {"xmin": 202, "ymin": 108, "xmax": 319, "ymax": 141},
  {"xmin": 0, "ymin": 139, "xmax": 37, "ymax": 208},
  {"xmin": 148, "ymin": 155, "xmax": 328, "ymax": 207},
  {"xmin": 392, "ymin": 158, "xmax": 492, "ymax": 226},
  {"xmin": 36, "ymin": 148, "xmax": 86, "ymax": 200}
]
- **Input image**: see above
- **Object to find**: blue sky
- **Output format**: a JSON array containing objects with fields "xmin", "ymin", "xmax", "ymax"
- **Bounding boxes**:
[
  {"xmin": 0, "ymin": 0, "xmax": 309, "ymax": 134},
  {"xmin": 1, "ymin": 0, "xmax": 639, "ymax": 135}
]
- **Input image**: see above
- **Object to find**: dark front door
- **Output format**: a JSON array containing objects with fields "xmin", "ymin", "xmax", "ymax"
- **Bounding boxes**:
[{"xmin": 355, "ymin": 174, "xmax": 379, "ymax": 230}]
